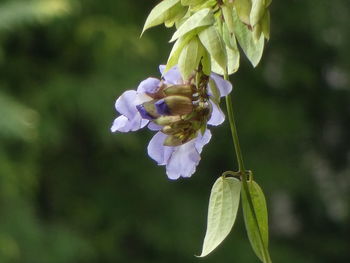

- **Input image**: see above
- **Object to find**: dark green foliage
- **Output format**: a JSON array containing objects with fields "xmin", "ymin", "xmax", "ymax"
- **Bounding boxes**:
[{"xmin": 0, "ymin": 0, "xmax": 349, "ymax": 262}]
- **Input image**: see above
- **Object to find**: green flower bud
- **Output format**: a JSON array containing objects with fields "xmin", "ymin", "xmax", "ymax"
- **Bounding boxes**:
[
  {"xmin": 155, "ymin": 95, "xmax": 193, "ymax": 116},
  {"xmin": 163, "ymin": 84, "xmax": 195, "ymax": 97}
]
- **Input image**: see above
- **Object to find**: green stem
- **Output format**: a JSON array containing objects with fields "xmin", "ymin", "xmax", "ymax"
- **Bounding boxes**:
[{"xmin": 224, "ymin": 74, "xmax": 272, "ymax": 263}]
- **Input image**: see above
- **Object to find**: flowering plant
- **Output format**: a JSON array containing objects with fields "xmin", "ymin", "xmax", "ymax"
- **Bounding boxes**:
[{"xmin": 112, "ymin": 0, "xmax": 272, "ymax": 262}]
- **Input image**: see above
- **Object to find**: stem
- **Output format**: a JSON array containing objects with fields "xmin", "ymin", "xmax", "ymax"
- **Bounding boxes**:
[
  {"xmin": 224, "ymin": 74, "xmax": 272, "ymax": 263},
  {"xmin": 225, "ymin": 94, "xmax": 245, "ymax": 172}
]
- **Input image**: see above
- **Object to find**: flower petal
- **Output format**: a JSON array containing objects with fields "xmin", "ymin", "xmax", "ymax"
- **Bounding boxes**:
[
  {"xmin": 111, "ymin": 115, "xmax": 148, "ymax": 133},
  {"xmin": 148, "ymin": 122, "xmax": 162, "ymax": 131},
  {"xmin": 137, "ymin": 77, "xmax": 161, "ymax": 94},
  {"xmin": 147, "ymin": 132, "xmax": 174, "ymax": 165},
  {"xmin": 207, "ymin": 100, "xmax": 225, "ymax": 126},
  {"xmin": 210, "ymin": 73, "xmax": 233, "ymax": 97},
  {"xmin": 166, "ymin": 140, "xmax": 200, "ymax": 180},
  {"xmin": 115, "ymin": 90, "xmax": 138, "ymax": 119},
  {"xmin": 159, "ymin": 65, "xmax": 183, "ymax": 85},
  {"xmin": 195, "ymin": 129, "xmax": 212, "ymax": 153},
  {"xmin": 165, "ymin": 130, "xmax": 212, "ymax": 179}
]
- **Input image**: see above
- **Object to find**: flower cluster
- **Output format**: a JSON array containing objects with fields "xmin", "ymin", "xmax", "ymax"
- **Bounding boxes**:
[{"xmin": 111, "ymin": 65, "xmax": 232, "ymax": 179}]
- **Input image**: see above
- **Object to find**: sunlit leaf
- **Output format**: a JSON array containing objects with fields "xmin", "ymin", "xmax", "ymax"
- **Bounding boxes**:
[
  {"xmin": 242, "ymin": 180, "xmax": 270, "ymax": 262},
  {"xmin": 234, "ymin": 0, "xmax": 252, "ymax": 25},
  {"xmin": 164, "ymin": 4, "xmax": 187, "ymax": 28},
  {"xmin": 201, "ymin": 50, "xmax": 211, "ymax": 75},
  {"xmin": 166, "ymin": 33, "xmax": 196, "ymax": 71},
  {"xmin": 169, "ymin": 8, "xmax": 214, "ymax": 42},
  {"xmin": 181, "ymin": 0, "xmax": 205, "ymax": 6},
  {"xmin": 232, "ymin": 8, "xmax": 264, "ymax": 67},
  {"xmin": 178, "ymin": 37, "xmax": 203, "ymax": 79},
  {"xmin": 198, "ymin": 177, "xmax": 241, "ymax": 257},
  {"xmin": 250, "ymin": 0, "xmax": 265, "ymax": 27},
  {"xmin": 142, "ymin": 0, "xmax": 180, "ymax": 35},
  {"xmin": 198, "ymin": 25, "xmax": 227, "ymax": 73}
]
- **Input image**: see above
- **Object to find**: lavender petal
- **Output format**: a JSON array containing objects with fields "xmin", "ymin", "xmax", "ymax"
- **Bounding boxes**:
[
  {"xmin": 137, "ymin": 77, "xmax": 161, "ymax": 94},
  {"xmin": 210, "ymin": 73, "xmax": 233, "ymax": 97},
  {"xmin": 147, "ymin": 132, "xmax": 174, "ymax": 165},
  {"xmin": 159, "ymin": 65, "xmax": 183, "ymax": 85},
  {"xmin": 115, "ymin": 90, "xmax": 138, "ymax": 119},
  {"xmin": 207, "ymin": 100, "xmax": 225, "ymax": 126}
]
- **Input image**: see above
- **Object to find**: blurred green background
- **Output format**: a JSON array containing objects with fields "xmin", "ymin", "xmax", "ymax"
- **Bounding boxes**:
[{"xmin": 0, "ymin": 0, "xmax": 349, "ymax": 262}]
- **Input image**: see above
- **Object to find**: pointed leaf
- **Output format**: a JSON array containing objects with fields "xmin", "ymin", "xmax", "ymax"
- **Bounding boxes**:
[
  {"xmin": 198, "ymin": 25, "xmax": 227, "ymax": 73},
  {"xmin": 166, "ymin": 33, "xmax": 195, "ymax": 71},
  {"xmin": 164, "ymin": 3, "xmax": 187, "ymax": 28},
  {"xmin": 234, "ymin": 0, "xmax": 252, "ymax": 25},
  {"xmin": 210, "ymin": 46, "xmax": 239, "ymax": 75},
  {"xmin": 232, "ymin": 8, "xmax": 264, "ymax": 67},
  {"xmin": 198, "ymin": 177, "xmax": 241, "ymax": 257},
  {"xmin": 181, "ymin": 0, "xmax": 205, "ymax": 6},
  {"xmin": 242, "ymin": 181, "xmax": 270, "ymax": 262},
  {"xmin": 250, "ymin": 0, "xmax": 265, "ymax": 27},
  {"xmin": 261, "ymin": 11, "xmax": 270, "ymax": 40},
  {"xmin": 201, "ymin": 50, "xmax": 211, "ymax": 75},
  {"xmin": 178, "ymin": 37, "xmax": 203, "ymax": 79},
  {"xmin": 252, "ymin": 23, "xmax": 262, "ymax": 42},
  {"xmin": 170, "ymin": 8, "xmax": 214, "ymax": 42},
  {"xmin": 221, "ymin": 5, "xmax": 235, "ymax": 34},
  {"xmin": 142, "ymin": 0, "xmax": 180, "ymax": 35}
]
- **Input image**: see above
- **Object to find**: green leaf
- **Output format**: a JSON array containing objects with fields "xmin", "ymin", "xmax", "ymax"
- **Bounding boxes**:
[
  {"xmin": 232, "ymin": 8, "xmax": 264, "ymax": 67},
  {"xmin": 250, "ymin": 0, "xmax": 265, "ymax": 27},
  {"xmin": 166, "ymin": 33, "xmax": 195, "ymax": 71},
  {"xmin": 261, "ymin": 11, "xmax": 270, "ymax": 40},
  {"xmin": 242, "ymin": 181, "xmax": 270, "ymax": 262},
  {"xmin": 164, "ymin": 3, "xmax": 187, "ymax": 28},
  {"xmin": 253, "ymin": 23, "xmax": 262, "ymax": 42},
  {"xmin": 211, "ymin": 46, "xmax": 239, "ymax": 75},
  {"xmin": 201, "ymin": 50, "xmax": 211, "ymax": 75},
  {"xmin": 221, "ymin": 5, "xmax": 235, "ymax": 34},
  {"xmin": 142, "ymin": 0, "xmax": 180, "ymax": 35},
  {"xmin": 198, "ymin": 177, "xmax": 241, "ymax": 257},
  {"xmin": 181, "ymin": 0, "xmax": 205, "ymax": 6},
  {"xmin": 178, "ymin": 37, "xmax": 203, "ymax": 79},
  {"xmin": 169, "ymin": 8, "xmax": 214, "ymax": 42},
  {"xmin": 234, "ymin": 0, "xmax": 252, "ymax": 25},
  {"xmin": 198, "ymin": 25, "xmax": 227, "ymax": 73},
  {"xmin": 211, "ymin": 23, "xmax": 239, "ymax": 75}
]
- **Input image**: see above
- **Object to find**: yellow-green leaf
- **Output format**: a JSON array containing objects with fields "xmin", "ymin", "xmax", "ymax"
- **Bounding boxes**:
[
  {"xmin": 232, "ymin": 7, "xmax": 264, "ymax": 67},
  {"xmin": 166, "ymin": 33, "xmax": 195, "ymax": 71},
  {"xmin": 164, "ymin": 3, "xmax": 187, "ymax": 28},
  {"xmin": 142, "ymin": 0, "xmax": 180, "ymax": 35},
  {"xmin": 169, "ymin": 8, "xmax": 214, "ymax": 42},
  {"xmin": 198, "ymin": 177, "xmax": 241, "ymax": 257},
  {"xmin": 178, "ymin": 37, "xmax": 203, "ymax": 79},
  {"xmin": 181, "ymin": 0, "xmax": 205, "ymax": 6},
  {"xmin": 242, "ymin": 181, "xmax": 270, "ymax": 262},
  {"xmin": 250, "ymin": 0, "xmax": 265, "ymax": 27},
  {"xmin": 261, "ymin": 10, "xmax": 270, "ymax": 40},
  {"xmin": 198, "ymin": 25, "xmax": 227, "ymax": 73},
  {"xmin": 234, "ymin": 0, "xmax": 252, "ymax": 25}
]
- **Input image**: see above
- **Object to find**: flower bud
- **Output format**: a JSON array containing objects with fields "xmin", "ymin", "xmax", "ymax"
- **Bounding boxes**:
[
  {"xmin": 153, "ymin": 116, "xmax": 181, "ymax": 126},
  {"xmin": 163, "ymin": 84, "xmax": 195, "ymax": 97},
  {"xmin": 163, "ymin": 134, "xmax": 183, "ymax": 146},
  {"xmin": 155, "ymin": 95, "xmax": 193, "ymax": 116}
]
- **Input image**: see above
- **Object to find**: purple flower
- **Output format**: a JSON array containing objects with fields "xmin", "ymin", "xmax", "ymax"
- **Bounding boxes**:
[{"xmin": 111, "ymin": 65, "xmax": 232, "ymax": 179}]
